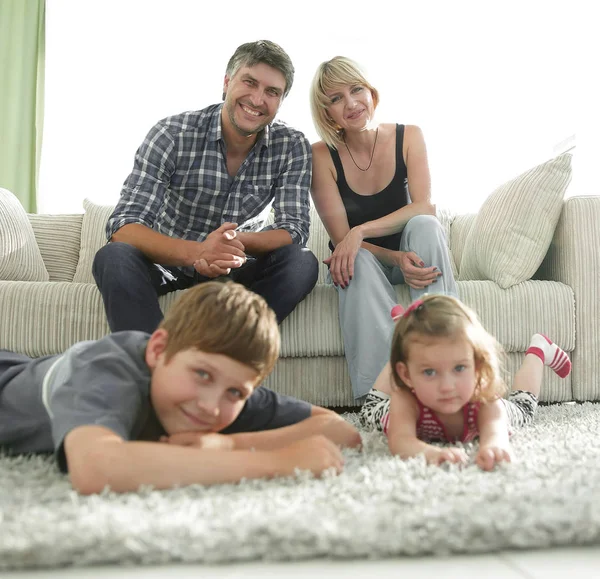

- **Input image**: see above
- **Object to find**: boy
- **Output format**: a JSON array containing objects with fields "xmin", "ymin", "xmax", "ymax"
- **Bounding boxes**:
[{"xmin": 0, "ymin": 282, "xmax": 360, "ymax": 494}]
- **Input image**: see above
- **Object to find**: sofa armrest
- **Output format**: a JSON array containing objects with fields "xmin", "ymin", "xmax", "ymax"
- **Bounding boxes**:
[{"xmin": 536, "ymin": 196, "xmax": 600, "ymax": 400}]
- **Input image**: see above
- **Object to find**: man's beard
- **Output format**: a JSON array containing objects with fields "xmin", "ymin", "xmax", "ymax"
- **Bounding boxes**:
[{"xmin": 226, "ymin": 100, "xmax": 269, "ymax": 137}]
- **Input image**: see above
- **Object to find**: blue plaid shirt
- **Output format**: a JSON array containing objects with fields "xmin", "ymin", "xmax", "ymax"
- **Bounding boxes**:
[{"xmin": 107, "ymin": 103, "xmax": 312, "ymax": 267}]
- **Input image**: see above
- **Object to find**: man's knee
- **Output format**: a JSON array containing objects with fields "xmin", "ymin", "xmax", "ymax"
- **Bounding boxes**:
[
  {"xmin": 275, "ymin": 244, "xmax": 319, "ymax": 285},
  {"xmin": 94, "ymin": 241, "xmax": 140, "ymax": 264},
  {"xmin": 92, "ymin": 242, "xmax": 146, "ymax": 283}
]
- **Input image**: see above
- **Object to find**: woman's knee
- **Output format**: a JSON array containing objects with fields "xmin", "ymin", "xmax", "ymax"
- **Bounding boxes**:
[
  {"xmin": 405, "ymin": 214, "xmax": 443, "ymax": 234},
  {"xmin": 404, "ymin": 215, "xmax": 448, "ymax": 246},
  {"xmin": 336, "ymin": 249, "xmax": 389, "ymax": 297},
  {"xmin": 353, "ymin": 247, "xmax": 381, "ymax": 270}
]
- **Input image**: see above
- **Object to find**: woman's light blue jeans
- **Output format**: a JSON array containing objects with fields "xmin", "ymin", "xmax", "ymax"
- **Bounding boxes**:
[{"xmin": 333, "ymin": 215, "xmax": 457, "ymax": 400}]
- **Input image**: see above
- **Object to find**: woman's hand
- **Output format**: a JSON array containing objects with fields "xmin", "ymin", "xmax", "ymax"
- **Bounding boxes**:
[
  {"xmin": 323, "ymin": 227, "xmax": 364, "ymax": 288},
  {"xmin": 390, "ymin": 251, "xmax": 441, "ymax": 290}
]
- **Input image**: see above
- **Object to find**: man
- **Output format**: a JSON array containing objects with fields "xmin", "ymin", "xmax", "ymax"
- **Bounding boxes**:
[{"xmin": 93, "ymin": 40, "xmax": 318, "ymax": 333}]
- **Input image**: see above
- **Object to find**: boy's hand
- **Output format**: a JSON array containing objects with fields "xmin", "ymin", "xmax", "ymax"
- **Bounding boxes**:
[
  {"xmin": 476, "ymin": 444, "xmax": 513, "ymax": 471},
  {"xmin": 424, "ymin": 446, "xmax": 469, "ymax": 466},
  {"xmin": 271, "ymin": 435, "xmax": 344, "ymax": 477},
  {"xmin": 160, "ymin": 432, "xmax": 235, "ymax": 451}
]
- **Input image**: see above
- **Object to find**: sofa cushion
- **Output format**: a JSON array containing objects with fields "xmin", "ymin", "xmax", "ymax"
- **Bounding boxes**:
[
  {"xmin": 459, "ymin": 153, "xmax": 572, "ymax": 288},
  {"xmin": 0, "ymin": 188, "xmax": 49, "ymax": 282},
  {"xmin": 73, "ymin": 199, "xmax": 115, "ymax": 284},
  {"xmin": 0, "ymin": 277, "xmax": 574, "ymax": 362},
  {"xmin": 274, "ymin": 279, "xmax": 574, "ymax": 358}
]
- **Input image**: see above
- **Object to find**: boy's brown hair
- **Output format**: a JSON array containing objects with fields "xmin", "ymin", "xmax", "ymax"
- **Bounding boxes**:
[
  {"xmin": 390, "ymin": 294, "xmax": 508, "ymax": 403},
  {"xmin": 159, "ymin": 282, "xmax": 280, "ymax": 382}
]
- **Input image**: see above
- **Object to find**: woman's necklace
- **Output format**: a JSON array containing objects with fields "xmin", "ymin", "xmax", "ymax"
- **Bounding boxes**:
[{"xmin": 342, "ymin": 127, "xmax": 379, "ymax": 172}]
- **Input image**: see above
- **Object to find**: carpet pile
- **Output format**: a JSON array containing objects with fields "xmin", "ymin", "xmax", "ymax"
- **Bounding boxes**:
[{"xmin": 1, "ymin": 403, "xmax": 599, "ymax": 570}]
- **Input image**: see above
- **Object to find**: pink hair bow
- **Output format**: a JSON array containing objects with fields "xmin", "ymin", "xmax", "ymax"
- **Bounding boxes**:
[{"xmin": 391, "ymin": 299, "xmax": 424, "ymax": 321}]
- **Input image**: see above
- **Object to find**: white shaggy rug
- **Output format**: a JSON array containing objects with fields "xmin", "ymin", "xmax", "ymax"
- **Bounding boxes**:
[{"xmin": 1, "ymin": 403, "xmax": 600, "ymax": 571}]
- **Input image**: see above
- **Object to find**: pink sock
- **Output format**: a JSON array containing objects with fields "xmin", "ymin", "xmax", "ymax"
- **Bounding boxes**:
[{"xmin": 526, "ymin": 333, "xmax": 572, "ymax": 378}]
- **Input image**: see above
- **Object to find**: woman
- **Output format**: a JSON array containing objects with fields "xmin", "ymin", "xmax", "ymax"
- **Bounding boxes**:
[{"xmin": 309, "ymin": 56, "xmax": 457, "ymax": 401}]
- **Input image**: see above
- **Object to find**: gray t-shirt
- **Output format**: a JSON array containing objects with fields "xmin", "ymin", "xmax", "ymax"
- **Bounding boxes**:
[{"xmin": 0, "ymin": 332, "xmax": 311, "ymax": 472}]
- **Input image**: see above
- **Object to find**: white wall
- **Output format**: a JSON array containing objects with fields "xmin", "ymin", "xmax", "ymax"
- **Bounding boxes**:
[{"xmin": 39, "ymin": 0, "xmax": 580, "ymax": 214}]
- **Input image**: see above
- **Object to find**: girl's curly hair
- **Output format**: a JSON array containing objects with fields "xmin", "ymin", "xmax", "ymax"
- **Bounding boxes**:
[{"xmin": 390, "ymin": 294, "xmax": 507, "ymax": 403}]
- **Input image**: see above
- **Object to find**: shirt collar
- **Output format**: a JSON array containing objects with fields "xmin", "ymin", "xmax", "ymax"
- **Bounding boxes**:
[{"xmin": 209, "ymin": 103, "xmax": 224, "ymax": 143}]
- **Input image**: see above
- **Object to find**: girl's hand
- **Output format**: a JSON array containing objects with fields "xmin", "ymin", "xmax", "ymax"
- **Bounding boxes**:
[
  {"xmin": 424, "ymin": 446, "xmax": 469, "ymax": 466},
  {"xmin": 159, "ymin": 432, "xmax": 235, "ymax": 451},
  {"xmin": 476, "ymin": 444, "xmax": 513, "ymax": 471},
  {"xmin": 323, "ymin": 228, "xmax": 364, "ymax": 288}
]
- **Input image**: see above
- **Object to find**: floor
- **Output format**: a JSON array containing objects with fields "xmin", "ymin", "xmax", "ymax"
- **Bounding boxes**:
[{"xmin": 3, "ymin": 547, "xmax": 598, "ymax": 578}]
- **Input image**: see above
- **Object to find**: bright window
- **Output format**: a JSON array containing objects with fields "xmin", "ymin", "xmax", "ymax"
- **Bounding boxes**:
[{"xmin": 39, "ymin": 0, "xmax": 579, "ymax": 214}]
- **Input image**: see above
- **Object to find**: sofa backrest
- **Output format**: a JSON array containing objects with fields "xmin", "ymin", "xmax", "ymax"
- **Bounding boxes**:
[
  {"xmin": 27, "ymin": 214, "xmax": 83, "ymax": 282},
  {"xmin": 27, "ymin": 200, "xmax": 475, "ymax": 284},
  {"xmin": 448, "ymin": 213, "xmax": 476, "ymax": 274}
]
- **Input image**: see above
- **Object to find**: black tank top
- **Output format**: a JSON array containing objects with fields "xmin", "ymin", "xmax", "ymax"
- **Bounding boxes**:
[{"xmin": 328, "ymin": 124, "xmax": 409, "ymax": 251}]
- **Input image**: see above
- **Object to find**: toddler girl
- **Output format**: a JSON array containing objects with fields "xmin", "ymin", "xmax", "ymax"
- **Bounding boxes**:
[{"xmin": 359, "ymin": 294, "xmax": 571, "ymax": 470}]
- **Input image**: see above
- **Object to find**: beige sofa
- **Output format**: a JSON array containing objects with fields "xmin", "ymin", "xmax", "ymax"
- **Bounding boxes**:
[{"xmin": 1, "ymin": 156, "xmax": 598, "ymax": 406}]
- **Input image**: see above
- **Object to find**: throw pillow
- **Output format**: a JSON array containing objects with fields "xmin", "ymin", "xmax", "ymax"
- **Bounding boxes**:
[
  {"xmin": 459, "ymin": 153, "xmax": 572, "ymax": 288},
  {"xmin": 73, "ymin": 199, "xmax": 116, "ymax": 284},
  {"xmin": 0, "ymin": 187, "xmax": 49, "ymax": 281}
]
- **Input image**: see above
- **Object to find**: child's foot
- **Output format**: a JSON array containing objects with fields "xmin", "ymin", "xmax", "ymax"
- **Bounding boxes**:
[{"xmin": 526, "ymin": 334, "xmax": 572, "ymax": 378}]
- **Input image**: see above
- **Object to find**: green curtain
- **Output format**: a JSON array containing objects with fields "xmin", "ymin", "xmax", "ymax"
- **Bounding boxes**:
[{"xmin": 0, "ymin": 0, "xmax": 45, "ymax": 213}]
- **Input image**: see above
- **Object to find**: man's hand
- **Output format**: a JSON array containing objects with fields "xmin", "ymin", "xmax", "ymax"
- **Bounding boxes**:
[
  {"xmin": 192, "ymin": 222, "xmax": 246, "ymax": 278},
  {"xmin": 160, "ymin": 432, "xmax": 235, "ymax": 451},
  {"xmin": 475, "ymin": 444, "xmax": 513, "ymax": 471},
  {"xmin": 271, "ymin": 435, "xmax": 344, "ymax": 477},
  {"xmin": 390, "ymin": 251, "xmax": 441, "ymax": 290}
]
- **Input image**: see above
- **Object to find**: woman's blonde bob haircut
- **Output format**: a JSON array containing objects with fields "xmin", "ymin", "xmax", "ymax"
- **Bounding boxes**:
[
  {"xmin": 310, "ymin": 56, "xmax": 380, "ymax": 149},
  {"xmin": 390, "ymin": 294, "xmax": 508, "ymax": 403},
  {"xmin": 159, "ymin": 281, "xmax": 280, "ymax": 383}
]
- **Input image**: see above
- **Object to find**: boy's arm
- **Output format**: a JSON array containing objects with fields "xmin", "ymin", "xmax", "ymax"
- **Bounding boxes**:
[
  {"xmin": 476, "ymin": 399, "xmax": 512, "ymax": 471},
  {"xmin": 230, "ymin": 408, "xmax": 361, "ymax": 450},
  {"xmin": 164, "ymin": 407, "xmax": 362, "ymax": 451},
  {"xmin": 64, "ymin": 425, "xmax": 344, "ymax": 495},
  {"xmin": 387, "ymin": 388, "xmax": 467, "ymax": 465}
]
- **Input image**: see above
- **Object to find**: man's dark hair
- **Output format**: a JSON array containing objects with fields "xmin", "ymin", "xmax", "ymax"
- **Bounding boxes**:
[{"xmin": 224, "ymin": 40, "xmax": 294, "ymax": 99}]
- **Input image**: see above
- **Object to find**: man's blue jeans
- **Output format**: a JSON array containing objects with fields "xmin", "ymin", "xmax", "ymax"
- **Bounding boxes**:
[{"xmin": 92, "ymin": 242, "xmax": 318, "ymax": 333}]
